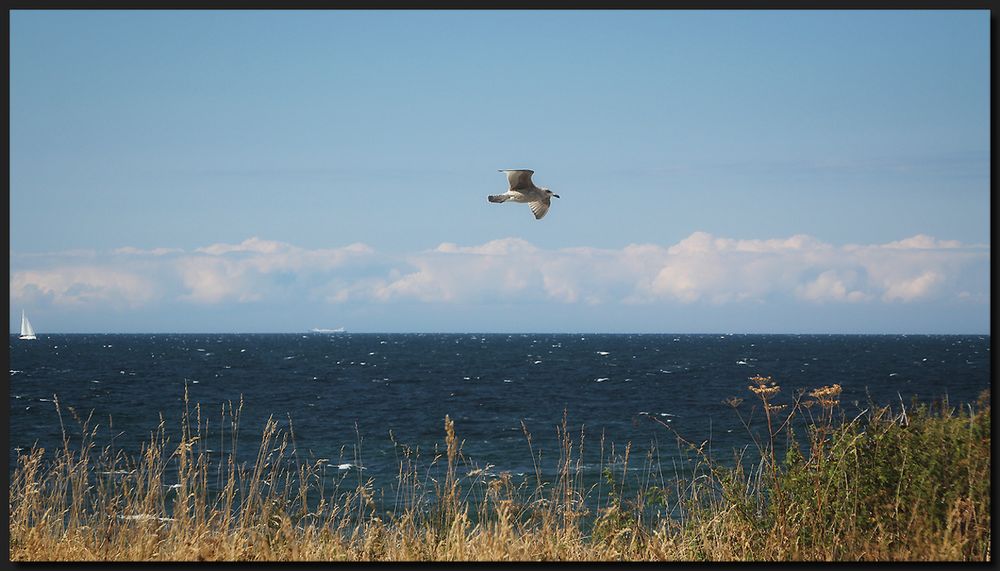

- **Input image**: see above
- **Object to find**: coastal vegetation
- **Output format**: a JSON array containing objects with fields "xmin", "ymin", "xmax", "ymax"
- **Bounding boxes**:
[{"xmin": 9, "ymin": 380, "xmax": 990, "ymax": 561}]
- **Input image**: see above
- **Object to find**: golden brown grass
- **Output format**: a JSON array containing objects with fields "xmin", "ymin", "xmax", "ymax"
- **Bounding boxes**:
[{"xmin": 8, "ymin": 382, "xmax": 991, "ymax": 562}]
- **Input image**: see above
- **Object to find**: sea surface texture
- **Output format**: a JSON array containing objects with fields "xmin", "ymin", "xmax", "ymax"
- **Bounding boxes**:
[{"xmin": 8, "ymin": 333, "xmax": 991, "ymax": 509}]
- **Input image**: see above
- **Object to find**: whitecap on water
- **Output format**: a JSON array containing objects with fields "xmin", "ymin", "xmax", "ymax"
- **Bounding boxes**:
[
  {"xmin": 331, "ymin": 463, "xmax": 364, "ymax": 471},
  {"xmin": 595, "ymin": 377, "xmax": 609, "ymax": 382},
  {"xmin": 597, "ymin": 351, "xmax": 610, "ymax": 356}
]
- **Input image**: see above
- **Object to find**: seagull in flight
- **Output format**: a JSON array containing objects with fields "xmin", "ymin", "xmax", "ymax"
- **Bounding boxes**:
[{"xmin": 488, "ymin": 169, "xmax": 560, "ymax": 220}]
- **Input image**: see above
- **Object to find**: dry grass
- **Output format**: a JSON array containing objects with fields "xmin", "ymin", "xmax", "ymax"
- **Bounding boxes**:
[{"xmin": 8, "ymin": 382, "xmax": 991, "ymax": 562}]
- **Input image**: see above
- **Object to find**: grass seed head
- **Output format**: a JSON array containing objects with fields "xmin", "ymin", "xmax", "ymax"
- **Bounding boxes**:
[
  {"xmin": 809, "ymin": 384, "xmax": 842, "ymax": 408},
  {"xmin": 748, "ymin": 375, "xmax": 780, "ymax": 399}
]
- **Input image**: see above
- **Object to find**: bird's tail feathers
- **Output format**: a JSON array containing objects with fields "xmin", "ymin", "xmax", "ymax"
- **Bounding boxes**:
[{"xmin": 488, "ymin": 194, "xmax": 509, "ymax": 203}]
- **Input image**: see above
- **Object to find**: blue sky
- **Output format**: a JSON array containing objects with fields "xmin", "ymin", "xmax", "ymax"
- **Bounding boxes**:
[{"xmin": 9, "ymin": 10, "xmax": 990, "ymax": 333}]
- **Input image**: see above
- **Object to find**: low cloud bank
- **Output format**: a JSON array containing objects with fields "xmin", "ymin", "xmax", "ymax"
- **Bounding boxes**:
[{"xmin": 10, "ymin": 233, "xmax": 989, "ymax": 310}]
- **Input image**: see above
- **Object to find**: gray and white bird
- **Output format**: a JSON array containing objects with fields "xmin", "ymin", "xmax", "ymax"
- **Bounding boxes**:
[{"xmin": 488, "ymin": 169, "xmax": 560, "ymax": 220}]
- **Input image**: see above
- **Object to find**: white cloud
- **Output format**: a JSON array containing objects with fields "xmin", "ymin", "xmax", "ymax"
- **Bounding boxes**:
[
  {"xmin": 880, "ymin": 234, "xmax": 962, "ymax": 250},
  {"xmin": 11, "ymin": 238, "xmax": 376, "ymax": 307},
  {"xmin": 367, "ymin": 233, "xmax": 987, "ymax": 307},
  {"xmin": 176, "ymin": 257, "xmax": 258, "ymax": 304},
  {"xmin": 195, "ymin": 237, "xmax": 287, "ymax": 256},
  {"xmin": 796, "ymin": 270, "xmax": 870, "ymax": 303},
  {"xmin": 177, "ymin": 238, "xmax": 374, "ymax": 304},
  {"xmin": 8, "ymin": 233, "xmax": 989, "ymax": 312},
  {"xmin": 10, "ymin": 266, "xmax": 157, "ymax": 307},
  {"xmin": 371, "ymin": 238, "xmax": 544, "ymax": 303},
  {"xmin": 435, "ymin": 237, "xmax": 539, "ymax": 256},
  {"xmin": 881, "ymin": 271, "xmax": 944, "ymax": 302}
]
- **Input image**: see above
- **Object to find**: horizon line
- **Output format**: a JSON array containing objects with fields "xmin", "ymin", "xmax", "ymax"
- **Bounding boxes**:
[{"xmin": 8, "ymin": 331, "xmax": 991, "ymax": 336}]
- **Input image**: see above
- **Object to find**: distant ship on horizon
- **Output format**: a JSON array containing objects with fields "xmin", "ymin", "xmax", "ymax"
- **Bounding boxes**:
[{"xmin": 310, "ymin": 327, "xmax": 346, "ymax": 333}]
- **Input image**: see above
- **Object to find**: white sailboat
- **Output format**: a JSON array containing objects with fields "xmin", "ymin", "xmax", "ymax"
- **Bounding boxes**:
[{"xmin": 19, "ymin": 310, "xmax": 37, "ymax": 340}]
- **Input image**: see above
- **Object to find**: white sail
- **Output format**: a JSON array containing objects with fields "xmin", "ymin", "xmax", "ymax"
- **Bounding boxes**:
[{"xmin": 19, "ymin": 310, "xmax": 36, "ymax": 340}]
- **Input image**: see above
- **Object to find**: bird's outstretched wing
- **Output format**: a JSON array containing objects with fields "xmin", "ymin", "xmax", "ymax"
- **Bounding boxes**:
[
  {"xmin": 499, "ymin": 169, "xmax": 535, "ymax": 191},
  {"xmin": 529, "ymin": 198, "xmax": 550, "ymax": 220}
]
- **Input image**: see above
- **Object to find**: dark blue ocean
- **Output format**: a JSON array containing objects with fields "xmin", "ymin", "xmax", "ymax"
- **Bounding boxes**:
[{"xmin": 8, "ymin": 333, "xmax": 991, "ymax": 512}]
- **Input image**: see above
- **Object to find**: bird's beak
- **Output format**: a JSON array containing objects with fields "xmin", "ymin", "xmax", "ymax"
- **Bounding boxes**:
[{"xmin": 554, "ymin": 194, "xmax": 560, "ymax": 198}]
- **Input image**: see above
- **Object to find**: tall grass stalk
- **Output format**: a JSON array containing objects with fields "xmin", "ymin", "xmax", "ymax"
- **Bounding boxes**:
[{"xmin": 9, "ymin": 383, "xmax": 990, "ymax": 561}]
